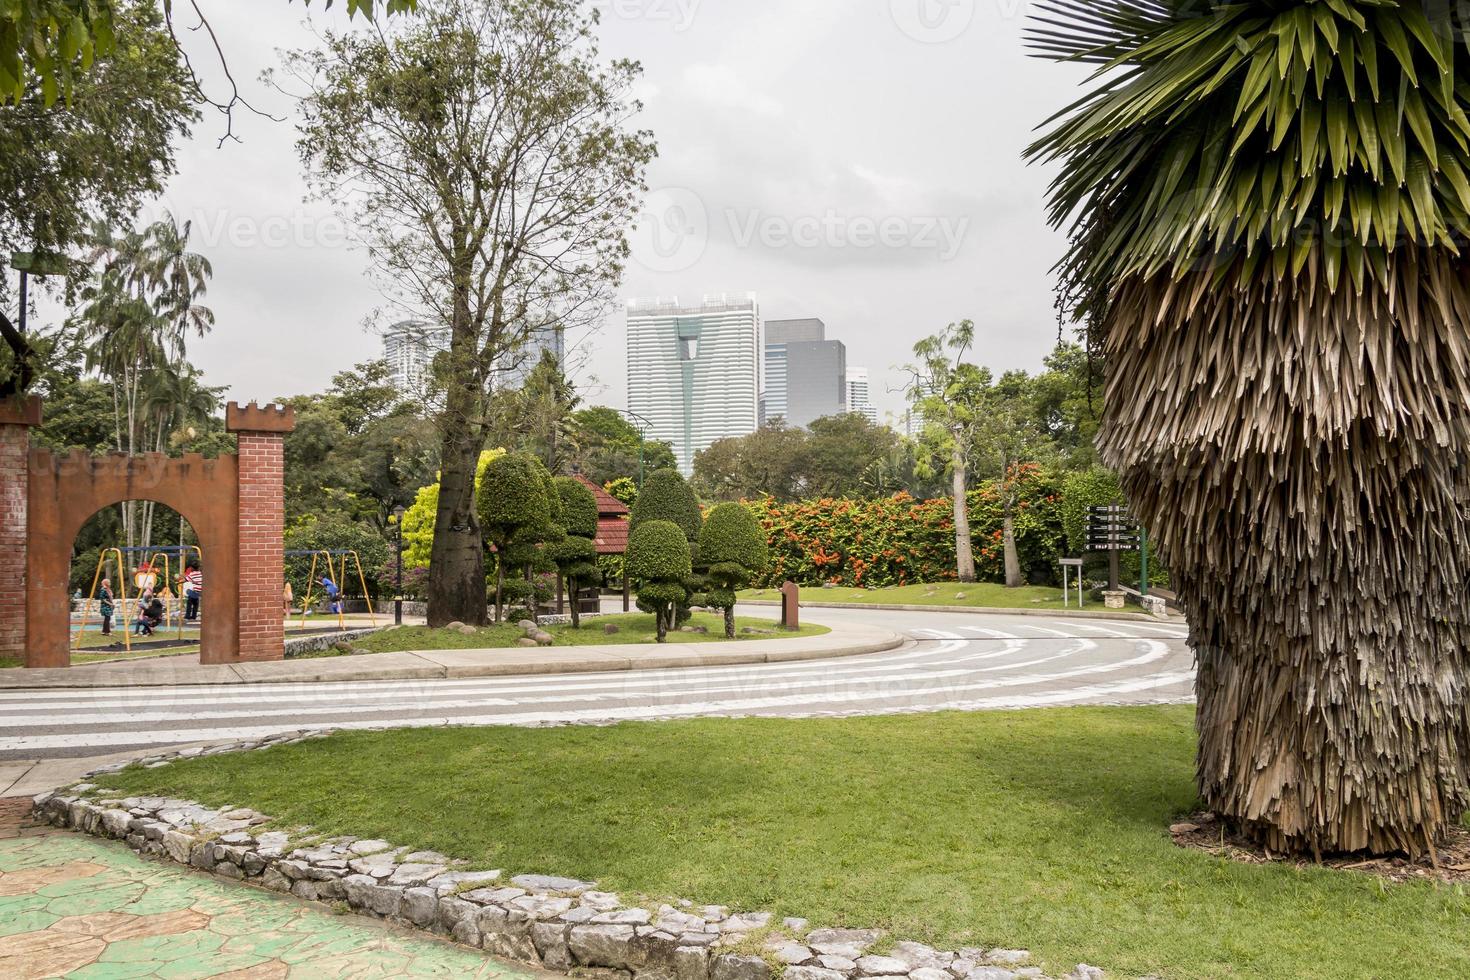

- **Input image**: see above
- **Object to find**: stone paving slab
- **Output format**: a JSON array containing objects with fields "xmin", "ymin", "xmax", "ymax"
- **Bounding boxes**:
[
  {"xmin": 0, "ymin": 829, "xmax": 544, "ymax": 979},
  {"xmin": 0, "ymin": 623, "xmax": 905, "ymax": 690}
]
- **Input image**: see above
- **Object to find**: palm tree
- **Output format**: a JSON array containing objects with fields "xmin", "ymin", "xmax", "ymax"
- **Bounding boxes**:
[{"xmin": 1027, "ymin": 1, "xmax": 1470, "ymax": 857}]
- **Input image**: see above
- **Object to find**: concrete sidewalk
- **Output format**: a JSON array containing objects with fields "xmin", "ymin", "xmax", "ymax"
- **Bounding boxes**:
[{"xmin": 0, "ymin": 621, "xmax": 905, "ymax": 690}]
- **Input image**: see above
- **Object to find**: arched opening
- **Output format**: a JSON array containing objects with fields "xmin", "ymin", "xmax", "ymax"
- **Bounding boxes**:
[{"xmin": 65, "ymin": 501, "xmax": 206, "ymax": 666}]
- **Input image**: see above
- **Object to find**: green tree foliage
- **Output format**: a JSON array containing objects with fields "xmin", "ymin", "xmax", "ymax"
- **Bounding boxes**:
[
  {"xmin": 699, "ymin": 503, "xmax": 769, "ymax": 638},
  {"xmin": 603, "ymin": 476, "xmax": 638, "ymax": 508},
  {"xmin": 1059, "ymin": 467, "xmax": 1121, "ymax": 558},
  {"xmin": 487, "ymin": 352, "xmax": 581, "ymax": 475},
  {"xmin": 476, "ymin": 451, "xmax": 552, "ymax": 622},
  {"xmin": 283, "ymin": 360, "xmax": 439, "ymax": 532},
  {"xmin": 284, "ymin": 514, "xmax": 391, "ymax": 602},
  {"xmin": 286, "ymin": 0, "xmax": 654, "ymax": 627},
  {"xmin": 550, "ymin": 476, "xmax": 599, "ymax": 628},
  {"xmin": 693, "ymin": 415, "xmax": 899, "ymax": 503},
  {"xmin": 629, "ymin": 469, "xmax": 701, "ymax": 542},
  {"xmin": 1, "ymin": 0, "xmax": 414, "ymax": 107},
  {"xmin": 626, "ymin": 519, "xmax": 692, "ymax": 643},
  {"xmin": 570, "ymin": 407, "xmax": 677, "ymax": 486}
]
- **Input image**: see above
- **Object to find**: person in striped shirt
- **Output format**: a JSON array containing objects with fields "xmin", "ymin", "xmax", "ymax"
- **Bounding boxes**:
[{"xmin": 183, "ymin": 563, "xmax": 203, "ymax": 621}]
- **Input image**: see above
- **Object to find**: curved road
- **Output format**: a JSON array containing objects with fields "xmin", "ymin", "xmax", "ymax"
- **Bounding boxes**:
[{"xmin": 0, "ymin": 606, "xmax": 1195, "ymax": 764}]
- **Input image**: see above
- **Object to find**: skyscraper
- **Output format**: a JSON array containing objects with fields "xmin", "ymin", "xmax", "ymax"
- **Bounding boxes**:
[
  {"xmin": 496, "ymin": 325, "xmax": 566, "ymax": 389},
  {"xmin": 626, "ymin": 296, "xmax": 761, "ymax": 474},
  {"xmin": 383, "ymin": 320, "xmax": 451, "ymax": 392},
  {"xmin": 846, "ymin": 367, "xmax": 879, "ymax": 425},
  {"xmin": 763, "ymin": 318, "xmax": 846, "ymax": 428}
]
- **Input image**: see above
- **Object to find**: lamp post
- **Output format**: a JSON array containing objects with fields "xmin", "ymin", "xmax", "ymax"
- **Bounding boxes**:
[
  {"xmin": 619, "ymin": 409, "xmax": 654, "ymax": 488},
  {"xmin": 392, "ymin": 504, "xmax": 406, "ymax": 626}
]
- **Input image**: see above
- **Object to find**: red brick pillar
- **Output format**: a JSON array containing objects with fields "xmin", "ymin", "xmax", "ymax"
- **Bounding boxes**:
[
  {"xmin": 226, "ymin": 402, "xmax": 295, "ymax": 662},
  {"xmin": 0, "ymin": 397, "xmax": 40, "ymax": 662}
]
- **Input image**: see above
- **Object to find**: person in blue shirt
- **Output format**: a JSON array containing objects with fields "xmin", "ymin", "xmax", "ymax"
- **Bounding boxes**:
[{"xmin": 321, "ymin": 576, "xmax": 341, "ymax": 615}]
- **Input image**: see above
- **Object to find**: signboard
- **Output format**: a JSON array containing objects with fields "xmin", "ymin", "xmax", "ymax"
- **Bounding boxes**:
[
  {"xmin": 1085, "ymin": 505, "xmax": 1140, "ymax": 552},
  {"xmin": 8, "ymin": 251, "xmax": 69, "ymax": 277}
]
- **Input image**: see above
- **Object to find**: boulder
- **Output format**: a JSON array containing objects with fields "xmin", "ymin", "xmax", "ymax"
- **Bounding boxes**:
[
  {"xmin": 533, "ymin": 921, "xmax": 575, "ymax": 971},
  {"xmin": 712, "ymin": 954, "xmax": 772, "ymax": 980},
  {"xmin": 604, "ymin": 624, "xmax": 621, "ymax": 635},
  {"xmin": 569, "ymin": 923, "xmax": 642, "ymax": 970}
]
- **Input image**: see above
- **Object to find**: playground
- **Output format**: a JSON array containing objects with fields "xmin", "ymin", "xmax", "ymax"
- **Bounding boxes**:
[{"xmin": 47, "ymin": 543, "xmax": 391, "ymax": 668}]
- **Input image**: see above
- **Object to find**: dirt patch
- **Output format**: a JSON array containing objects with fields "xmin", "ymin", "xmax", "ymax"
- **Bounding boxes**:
[{"xmin": 1169, "ymin": 811, "xmax": 1470, "ymax": 884}]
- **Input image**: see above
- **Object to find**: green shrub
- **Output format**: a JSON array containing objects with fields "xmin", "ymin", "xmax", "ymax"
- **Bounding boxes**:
[
  {"xmin": 630, "ymin": 469, "xmax": 701, "ymax": 541},
  {"xmin": 1059, "ymin": 467, "xmax": 1121, "ymax": 556},
  {"xmin": 627, "ymin": 519, "xmax": 693, "ymax": 641},
  {"xmin": 699, "ymin": 502, "xmax": 769, "ymax": 638},
  {"xmin": 554, "ymin": 477, "xmax": 600, "ymax": 539}
]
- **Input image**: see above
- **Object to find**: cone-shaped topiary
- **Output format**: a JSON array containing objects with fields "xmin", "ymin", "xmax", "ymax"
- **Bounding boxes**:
[
  {"xmin": 699, "ymin": 503, "xmax": 769, "ymax": 638},
  {"xmin": 630, "ymin": 468, "xmax": 702, "ymax": 541},
  {"xmin": 1027, "ymin": 0, "xmax": 1470, "ymax": 856},
  {"xmin": 627, "ymin": 519, "xmax": 693, "ymax": 642}
]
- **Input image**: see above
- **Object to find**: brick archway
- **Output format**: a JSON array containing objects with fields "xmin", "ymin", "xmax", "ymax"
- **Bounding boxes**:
[{"xmin": 0, "ymin": 397, "xmax": 294, "ymax": 668}]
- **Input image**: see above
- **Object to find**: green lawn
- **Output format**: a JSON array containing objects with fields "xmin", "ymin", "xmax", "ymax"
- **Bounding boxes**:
[
  {"xmin": 93, "ymin": 707, "xmax": 1469, "ymax": 979},
  {"xmin": 742, "ymin": 582, "xmax": 1074, "ymax": 610},
  {"xmin": 348, "ymin": 612, "xmax": 828, "ymax": 654}
]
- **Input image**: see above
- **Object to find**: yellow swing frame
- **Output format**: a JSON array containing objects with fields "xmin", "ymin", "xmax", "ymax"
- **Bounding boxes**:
[
  {"xmin": 296, "ymin": 550, "xmax": 376, "ymax": 633},
  {"xmin": 75, "ymin": 548, "xmax": 130, "ymax": 654}
]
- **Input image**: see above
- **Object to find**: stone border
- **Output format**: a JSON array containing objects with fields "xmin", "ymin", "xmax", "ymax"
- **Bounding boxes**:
[
  {"xmin": 283, "ymin": 627, "xmax": 383, "ymax": 657},
  {"xmin": 32, "ymin": 734, "xmax": 1106, "ymax": 980}
]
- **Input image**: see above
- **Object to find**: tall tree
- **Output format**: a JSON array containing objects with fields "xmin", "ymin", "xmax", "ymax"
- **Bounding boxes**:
[
  {"xmin": 289, "ymin": 0, "xmax": 654, "ymax": 626},
  {"xmin": 904, "ymin": 321, "xmax": 989, "ymax": 583},
  {"xmin": 74, "ymin": 214, "xmax": 213, "ymax": 549},
  {"xmin": 1028, "ymin": 0, "xmax": 1470, "ymax": 856},
  {"xmin": 971, "ymin": 371, "xmax": 1052, "ymax": 589}
]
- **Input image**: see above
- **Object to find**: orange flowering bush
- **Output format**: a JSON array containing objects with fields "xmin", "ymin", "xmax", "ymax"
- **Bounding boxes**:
[{"xmin": 746, "ymin": 470, "xmax": 1065, "ymax": 588}]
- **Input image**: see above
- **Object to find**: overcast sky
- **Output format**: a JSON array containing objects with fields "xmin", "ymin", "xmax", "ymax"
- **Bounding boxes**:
[{"xmin": 53, "ymin": 0, "xmax": 1090, "ymax": 424}]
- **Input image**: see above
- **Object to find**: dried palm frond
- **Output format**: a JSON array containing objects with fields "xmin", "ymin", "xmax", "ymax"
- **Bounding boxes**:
[{"xmin": 1027, "ymin": 0, "xmax": 1470, "ymax": 855}]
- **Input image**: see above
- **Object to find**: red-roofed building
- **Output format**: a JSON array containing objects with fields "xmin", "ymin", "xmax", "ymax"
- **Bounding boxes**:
[{"xmin": 574, "ymin": 474, "xmax": 633, "ymax": 611}]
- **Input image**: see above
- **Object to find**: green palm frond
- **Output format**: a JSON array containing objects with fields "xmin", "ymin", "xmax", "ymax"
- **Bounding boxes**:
[{"xmin": 1026, "ymin": 0, "xmax": 1470, "ymax": 320}]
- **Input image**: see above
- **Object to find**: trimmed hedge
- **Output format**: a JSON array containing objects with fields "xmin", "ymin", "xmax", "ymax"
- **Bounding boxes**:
[{"xmin": 630, "ymin": 469, "xmax": 701, "ymax": 541}]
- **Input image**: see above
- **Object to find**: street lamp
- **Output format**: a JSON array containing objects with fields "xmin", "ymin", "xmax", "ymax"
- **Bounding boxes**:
[
  {"xmin": 392, "ymin": 505, "xmax": 407, "ymax": 626},
  {"xmin": 619, "ymin": 409, "xmax": 654, "ymax": 488}
]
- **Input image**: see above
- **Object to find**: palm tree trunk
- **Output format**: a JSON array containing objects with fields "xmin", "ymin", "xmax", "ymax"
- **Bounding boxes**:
[
  {"xmin": 1100, "ymin": 257, "xmax": 1470, "ymax": 856},
  {"xmin": 951, "ymin": 443, "xmax": 975, "ymax": 583}
]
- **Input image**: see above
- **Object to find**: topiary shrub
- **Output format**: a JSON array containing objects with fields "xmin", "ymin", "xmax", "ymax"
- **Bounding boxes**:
[
  {"xmin": 630, "ymin": 469, "xmax": 701, "ymax": 540},
  {"xmin": 626, "ymin": 519, "xmax": 693, "ymax": 642},
  {"xmin": 699, "ymin": 502, "xmax": 770, "ymax": 638},
  {"xmin": 551, "ymin": 476, "xmax": 601, "ymax": 627},
  {"xmin": 477, "ymin": 451, "xmax": 553, "ymax": 622}
]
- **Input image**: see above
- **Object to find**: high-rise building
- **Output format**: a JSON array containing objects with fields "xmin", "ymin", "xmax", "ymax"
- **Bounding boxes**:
[
  {"xmin": 496, "ymin": 325, "xmax": 566, "ymax": 389},
  {"xmin": 627, "ymin": 295, "xmax": 761, "ymax": 474},
  {"xmin": 383, "ymin": 320, "xmax": 451, "ymax": 392},
  {"xmin": 762, "ymin": 318, "xmax": 846, "ymax": 428},
  {"xmin": 846, "ymin": 367, "xmax": 879, "ymax": 425}
]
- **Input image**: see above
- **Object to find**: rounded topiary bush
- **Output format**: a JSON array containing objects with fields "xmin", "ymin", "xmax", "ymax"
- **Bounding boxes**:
[
  {"xmin": 554, "ymin": 477, "xmax": 600, "ymax": 540},
  {"xmin": 477, "ymin": 452, "xmax": 551, "ymax": 534},
  {"xmin": 698, "ymin": 502, "xmax": 770, "ymax": 637},
  {"xmin": 627, "ymin": 519, "xmax": 693, "ymax": 641},
  {"xmin": 630, "ymin": 469, "xmax": 701, "ymax": 541},
  {"xmin": 627, "ymin": 519, "xmax": 693, "ymax": 582}
]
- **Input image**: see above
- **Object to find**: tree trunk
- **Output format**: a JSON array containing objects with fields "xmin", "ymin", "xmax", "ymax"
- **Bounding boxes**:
[
  {"xmin": 494, "ymin": 558, "xmax": 504, "ymax": 624},
  {"xmin": 656, "ymin": 605, "xmax": 668, "ymax": 643},
  {"xmin": 568, "ymin": 576, "xmax": 580, "ymax": 629},
  {"xmin": 1001, "ymin": 507, "xmax": 1023, "ymax": 588},
  {"xmin": 426, "ymin": 422, "xmax": 487, "ymax": 627},
  {"xmin": 724, "ymin": 605, "xmax": 735, "ymax": 639},
  {"xmin": 525, "ymin": 564, "xmax": 538, "ymax": 625},
  {"xmin": 1100, "ymin": 257, "xmax": 1470, "ymax": 856},
  {"xmin": 951, "ymin": 444, "xmax": 976, "ymax": 582}
]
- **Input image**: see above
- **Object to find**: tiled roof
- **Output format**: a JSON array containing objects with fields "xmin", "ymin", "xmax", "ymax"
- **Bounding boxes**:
[
  {"xmin": 576, "ymin": 474, "xmax": 630, "ymax": 517},
  {"xmin": 595, "ymin": 515, "xmax": 630, "ymax": 554}
]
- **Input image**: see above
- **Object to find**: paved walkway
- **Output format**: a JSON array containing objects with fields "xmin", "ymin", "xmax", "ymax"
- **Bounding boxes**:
[
  {"xmin": 2, "ymin": 622, "xmax": 901, "ymax": 690},
  {"xmin": 0, "ymin": 806, "xmax": 538, "ymax": 979},
  {"xmin": 0, "ymin": 608, "xmax": 1193, "ymax": 766}
]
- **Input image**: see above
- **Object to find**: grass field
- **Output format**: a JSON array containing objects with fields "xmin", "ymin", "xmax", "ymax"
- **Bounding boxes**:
[
  {"xmin": 94, "ymin": 706, "xmax": 1470, "ymax": 979},
  {"xmin": 346, "ymin": 612, "xmax": 828, "ymax": 654},
  {"xmin": 742, "ymin": 582, "xmax": 1075, "ymax": 610}
]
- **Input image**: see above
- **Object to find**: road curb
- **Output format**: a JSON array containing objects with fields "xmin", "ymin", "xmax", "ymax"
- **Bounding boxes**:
[
  {"xmin": 0, "ymin": 624, "xmax": 906, "ymax": 690},
  {"xmin": 739, "ymin": 598, "xmax": 1179, "ymax": 623}
]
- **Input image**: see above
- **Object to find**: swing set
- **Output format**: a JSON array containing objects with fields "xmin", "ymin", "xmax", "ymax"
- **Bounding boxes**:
[
  {"xmin": 287, "ymin": 550, "xmax": 377, "ymax": 632},
  {"xmin": 74, "ymin": 545, "xmax": 205, "ymax": 653}
]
